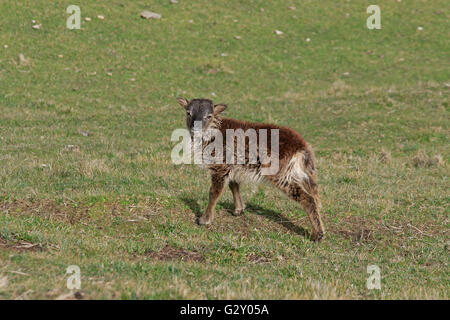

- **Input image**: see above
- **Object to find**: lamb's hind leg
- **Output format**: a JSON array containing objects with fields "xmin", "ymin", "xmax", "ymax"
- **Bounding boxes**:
[
  {"xmin": 229, "ymin": 181, "xmax": 245, "ymax": 216},
  {"xmin": 285, "ymin": 179, "xmax": 325, "ymax": 242}
]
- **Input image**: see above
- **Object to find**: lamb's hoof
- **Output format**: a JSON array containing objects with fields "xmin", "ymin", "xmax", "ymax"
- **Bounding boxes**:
[
  {"xmin": 311, "ymin": 231, "xmax": 325, "ymax": 242},
  {"xmin": 197, "ymin": 216, "xmax": 212, "ymax": 225},
  {"xmin": 232, "ymin": 209, "xmax": 245, "ymax": 216}
]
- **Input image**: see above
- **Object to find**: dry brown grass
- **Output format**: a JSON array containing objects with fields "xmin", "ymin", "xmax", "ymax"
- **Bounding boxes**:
[{"xmin": 411, "ymin": 151, "xmax": 444, "ymax": 168}]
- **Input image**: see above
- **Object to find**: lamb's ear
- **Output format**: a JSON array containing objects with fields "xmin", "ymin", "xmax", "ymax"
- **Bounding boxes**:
[
  {"xmin": 176, "ymin": 97, "xmax": 189, "ymax": 109},
  {"xmin": 213, "ymin": 103, "xmax": 227, "ymax": 115}
]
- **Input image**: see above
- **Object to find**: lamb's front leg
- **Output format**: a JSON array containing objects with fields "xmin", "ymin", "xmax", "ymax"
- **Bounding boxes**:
[{"xmin": 198, "ymin": 174, "xmax": 226, "ymax": 225}]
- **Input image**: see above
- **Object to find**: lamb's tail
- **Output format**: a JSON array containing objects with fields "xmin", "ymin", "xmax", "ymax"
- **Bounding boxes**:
[
  {"xmin": 286, "ymin": 148, "xmax": 324, "ymax": 239},
  {"xmin": 278, "ymin": 148, "xmax": 319, "ymax": 202}
]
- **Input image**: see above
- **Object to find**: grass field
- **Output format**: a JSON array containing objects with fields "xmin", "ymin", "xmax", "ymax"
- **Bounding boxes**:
[{"xmin": 0, "ymin": 0, "xmax": 448, "ymax": 299}]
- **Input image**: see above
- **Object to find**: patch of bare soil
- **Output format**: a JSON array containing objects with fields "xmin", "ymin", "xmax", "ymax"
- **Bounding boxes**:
[
  {"xmin": 0, "ymin": 198, "xmax": 164, "ymax": 226},
  {"xmin": 0, "ymin": 235, "xmax": 46, "ymax": 252},
  {"xmin": 146, "ymin": 244, "xmax": 204, "ymax": 262},
  {"xmin": 0, "ymin": 199, "xmax": 89, "ymax": 224},
  {"xmin": 54, "ymin": 291, "xmax": 84, "ymax": 300},
  {"xmin": 338, "ymin": 228, "xmax": 373, "ymax": 242},
  {"xmin": 247, "ymin": 253, "xmax": 271, "ymax": 264},
  {"xmin": 328, "ymin": 216, "xmax": 378, "ymax": 244},
  {"xmin": 329, "ymin": 215, "xmax": 445, "ymax": 244}
]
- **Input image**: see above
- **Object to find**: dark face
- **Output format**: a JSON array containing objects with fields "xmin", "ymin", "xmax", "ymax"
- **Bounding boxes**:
[
  {"xmin": 176, "ymin": 98, "xmax": 227, "ymax": 135},
  {"xmin": 185, "ymin": 99, "xmax": 214, "ymax": 134}
]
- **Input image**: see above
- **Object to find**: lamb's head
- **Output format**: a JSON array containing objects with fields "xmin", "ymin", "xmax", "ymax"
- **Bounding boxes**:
[{"xmin": 176, "ymin": 97, "xmax": 226, "ymax": 136}]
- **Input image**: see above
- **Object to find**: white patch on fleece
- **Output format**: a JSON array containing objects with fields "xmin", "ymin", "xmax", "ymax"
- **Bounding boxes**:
[
  {"xmin": 276, "ymin": 152, "xmax": 309, "ymax": 188},
  {"xmin": 227, "ymin": 152, "xmax": 310, "ymax": 189},
  {"xmin": 228, "ymin": 166, "xmax": 264, "ymax": 184}
]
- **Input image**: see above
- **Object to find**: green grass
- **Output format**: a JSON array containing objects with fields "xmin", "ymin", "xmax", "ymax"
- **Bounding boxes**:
[{"xmin": 0, "ymin": 0, "xmax": 448, "ymax": 299}]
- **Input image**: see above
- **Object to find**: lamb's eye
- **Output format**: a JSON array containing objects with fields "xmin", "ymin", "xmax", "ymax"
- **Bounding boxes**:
[
  {"xmin": 205, "ymin": 114, "xmax": 213, "ymax": 119},
  {"xmin": 186, "ymin": 111, "xmax": 192, "ymax": 117}
]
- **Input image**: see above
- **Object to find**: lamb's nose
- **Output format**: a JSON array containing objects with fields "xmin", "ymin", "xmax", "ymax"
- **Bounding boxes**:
[{"xmin": 192, "ymin": 121, "xmax": 203, "ymax": 132}]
